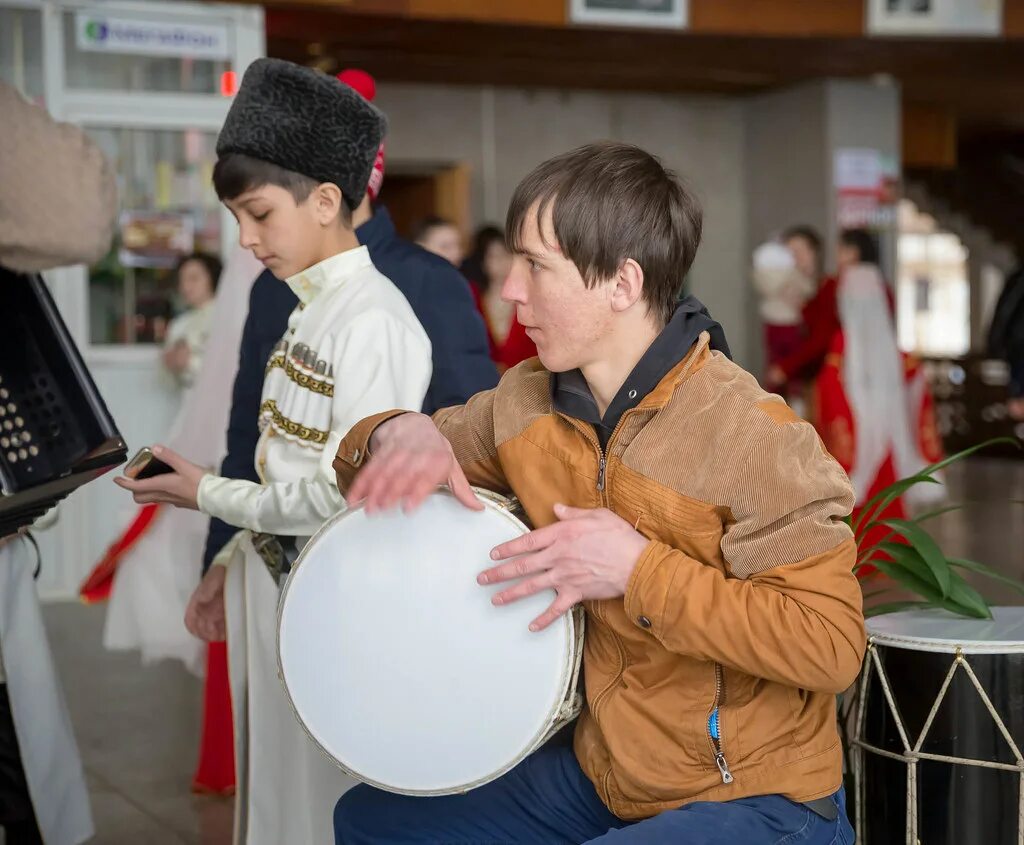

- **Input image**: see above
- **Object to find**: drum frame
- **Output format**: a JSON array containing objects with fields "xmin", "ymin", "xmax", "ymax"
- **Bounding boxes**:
[
  {"xmin": 853, "ymin": 634, "xmax": 1024, "ymax": 845},
  {"xmin": 276, "ymin": 487, "xmax": 586, "ymax": 796}
]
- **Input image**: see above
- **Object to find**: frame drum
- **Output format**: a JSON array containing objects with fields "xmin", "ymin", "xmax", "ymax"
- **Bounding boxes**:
[
  {"xmin": 277, "ymin": 488, "xmax": 583, "ymax": 795},
  {"xmin": 854, "ymin": 606, "xmax": 1024, "ymax": 844}
]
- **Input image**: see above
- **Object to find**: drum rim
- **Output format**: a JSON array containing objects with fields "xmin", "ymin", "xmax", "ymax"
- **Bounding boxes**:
[
  {"xmin": 275, "ymin": 486, "xmax": 582, "ymax": 795},
  {"xmin": 866, "ymin": 606, "xmax": 1024, "ymax": 654}
]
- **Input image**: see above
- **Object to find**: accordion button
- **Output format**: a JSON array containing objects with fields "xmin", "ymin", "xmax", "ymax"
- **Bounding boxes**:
[
  {"xmin": 22, "ymin": 432, "xmax": 31, "ymax": 443},
  {"xmin": 0, "ymin": 388, "xmax": 7, "ymax": 399},
  {"xmin": 0, "ymin": 438, "xmax": 8, "ymax": 448},
  {"xmin": 17, "ymin": 449, "xmax": 27, "ymax": 460},
  {"xmin": 28, "ymin": 446, "xmax": 39, "ymax": 457},
  {"xmin": 9, "ymin": 435, "xmax": 18, "ymax": 446},
  {"xmin": 3, "ymin": 421, "xmax": 11, "ymax": 431},
  {"xmin": 7, "ymin": 452, "xmax": 16, "ymax": 463},
  {"xmin": 14, "ymin": 417, "xmax": 23, "ymax": 428},
  {"xmin": 6, "ymin": 403, "xmax": 14, "ymax": 413},
  {"xmin": 637, "ymin": 615, "xmax": 652, "ymax": 629}
]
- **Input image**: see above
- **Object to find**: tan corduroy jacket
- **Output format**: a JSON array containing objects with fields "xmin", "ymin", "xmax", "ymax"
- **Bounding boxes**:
[{"xmin": 334, "ymin": 332, "xmax": 866, "ymax": 820}]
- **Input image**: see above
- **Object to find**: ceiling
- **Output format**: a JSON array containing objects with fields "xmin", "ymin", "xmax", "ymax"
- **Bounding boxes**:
[{"xmin": 265, "ymin": 8, "xmax": 1024, "ymax": 140}]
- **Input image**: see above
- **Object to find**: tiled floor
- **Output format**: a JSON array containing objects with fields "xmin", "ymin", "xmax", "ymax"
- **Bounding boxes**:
[{"xmin": 40, "ymin": 456, "xmax": 1024, "ymax": 844}]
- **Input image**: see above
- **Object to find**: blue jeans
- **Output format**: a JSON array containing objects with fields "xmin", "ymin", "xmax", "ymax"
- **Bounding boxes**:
[{"xmin": 334, "ymin": 746, "xmax": 855, "ymax": 844}]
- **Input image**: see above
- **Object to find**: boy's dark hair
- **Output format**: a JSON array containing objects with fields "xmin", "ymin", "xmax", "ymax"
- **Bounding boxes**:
[
  {"xmin": 505, "ymin": 141, "xmax": 703, "ymax": 327},
  {"xmin": 176, "ymin": 252, "xmax": 223, "ymax": 292},
  {"xmin": 412, "ymin": 215, "xmax": 456, "ymax": 244},
  {"xmin": 840, "ymin": 228, "xmax": 880, "ymax": 266},
  {"xmin": 212, "ymin": 153, "xmax": 352, "ymax": 224}
]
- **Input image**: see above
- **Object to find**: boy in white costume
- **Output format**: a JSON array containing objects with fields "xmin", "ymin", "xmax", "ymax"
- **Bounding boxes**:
[{"xmin": 117, "ymin": 59, "xmax": 432, "ymax": 843}]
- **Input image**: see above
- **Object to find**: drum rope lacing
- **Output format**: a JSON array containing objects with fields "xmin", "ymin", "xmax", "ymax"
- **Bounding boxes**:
[{"xmin": 852, "ymin": 638, "xmax": 1024, "ymax": 845}]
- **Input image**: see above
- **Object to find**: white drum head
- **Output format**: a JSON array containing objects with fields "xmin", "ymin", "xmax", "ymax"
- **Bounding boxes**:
[
  {"xmin": 278, "ymin": 490, "xmax": 576, "ymax": 794},
  {"xmin": 867, "ymin": 606, "xmax": 1024, "ymax": 654}
]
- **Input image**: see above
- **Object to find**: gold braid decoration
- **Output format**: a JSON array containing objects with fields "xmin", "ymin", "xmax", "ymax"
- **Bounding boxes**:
[
  {"xmin": 263, "ymin": 355, "xmax": 334, "ymax": 397},
  {"xmin": 284, "ymin": 359, "xmax": 334, "ymax": 396},
  {"xmin": 259, "ymin": 399, "xmax": 329, "ymax": 446}
]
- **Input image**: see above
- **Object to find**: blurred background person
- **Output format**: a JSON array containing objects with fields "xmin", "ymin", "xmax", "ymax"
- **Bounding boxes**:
[
  {"xmin": 461, "ymin": 224, "xmax": 537, "ymax": 370},
  {"xmin": 162, "ymin": 253, "xmax": 223, "ymax": 388},
  {"xmin": 988, "ymin": 265, "xmax": 1024, "ymax": 422},
  {"xmin": 412, "ymin": 215, "xmax": 464, "ymax": 267},
  {"xmin": 752, "ymin": 238, "xmax": 815, "ymax": 411},
  {"xmin": 765, "ymin": 225, "xmax": 834, "ymax": 398},
  {"xmin": 0, "ymin": 78, "xmax": 115, "ymax": 845},
  {"xmin": 812, "ymin": 229, "xmax": 943, "ymax": 549}
]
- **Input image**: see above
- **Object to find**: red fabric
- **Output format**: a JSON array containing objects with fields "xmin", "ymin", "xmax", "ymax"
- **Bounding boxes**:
[
  {"xmin": 192, "ymin": 640, "xmax": 236, "ymax": 795},
  {"xmin": 78, "ymin": 504, "xmax": 161, "ymax": 603},
  {"xmin": 764, "ymin": 324, "xmax": 804, "ymax": 369},
  {"xmin": 469, "ymin": 282, "xmax": 537, "ymax": 370},
  {"xmin": 813, "ymin": 330, "xmax": 944, "ymax": 577},
  {"xmin": 777, "ymin": 276, "xmax": 839, "ymax": 381},
  {"xmin": 498, "ymin": 315, "xmax": 538, "ymax": 370}
]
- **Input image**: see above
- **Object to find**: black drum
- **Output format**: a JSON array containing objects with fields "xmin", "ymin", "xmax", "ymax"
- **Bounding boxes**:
[{"xmin": 854, "ymin": 607, "xmax": 1024, "ymax": 844}]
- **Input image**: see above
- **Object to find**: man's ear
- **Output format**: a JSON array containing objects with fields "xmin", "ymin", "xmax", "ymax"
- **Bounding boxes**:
[
  {"xmin": 313, "ymin": 182, "xmax": 345, "ymax": 226},
  {"xmin": 610, "ymin": 258, "xmax": 644, "ymax": 313}
]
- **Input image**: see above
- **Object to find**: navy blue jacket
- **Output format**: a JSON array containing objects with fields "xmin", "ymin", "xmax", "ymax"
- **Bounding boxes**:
[{"xmin": 202, "ymin": 207, "xmax": 498, "ymax": 570}]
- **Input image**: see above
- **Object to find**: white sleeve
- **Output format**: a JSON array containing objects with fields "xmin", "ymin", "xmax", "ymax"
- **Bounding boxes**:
[{"xmin": 197, "ymin": 310, "xmax": 431, "ymax": 536}]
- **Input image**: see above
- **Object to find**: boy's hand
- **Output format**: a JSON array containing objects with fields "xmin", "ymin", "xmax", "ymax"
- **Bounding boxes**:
[
  {"xmin": 114, "ymin": 446, "xmax": 205, "ymax": 510},
  {"xmin": 348, "ymin": 413, "xmax": 482, "ymax": 514}
]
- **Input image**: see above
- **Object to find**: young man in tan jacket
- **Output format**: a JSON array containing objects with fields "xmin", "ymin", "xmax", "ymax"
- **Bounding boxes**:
[{"xmin": 331, "ymin": 142, "xmax": 864, "ymax": 844}]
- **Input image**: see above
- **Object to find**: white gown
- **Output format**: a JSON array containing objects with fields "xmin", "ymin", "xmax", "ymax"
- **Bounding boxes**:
[
  {"xmin": 197, "ymin": 246, "xmax": 432, "ymax": 845},
  {"xmin": 0, "ymin": 538, "xmax": 93, "ymax": 845},
  {"xmin": 103, "ymin": 248, "xmax": 262, "ymax": 676}
]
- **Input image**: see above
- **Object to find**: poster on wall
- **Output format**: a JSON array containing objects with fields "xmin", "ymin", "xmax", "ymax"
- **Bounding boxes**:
[
  {"xmin": 569, "ymin": 0, "xmax": 688, "ymax": 29},
  {"xmin": 866, "ymin": 0, "xmax": 1003, "ymax": 36},
  {"xmin": 118, "ymin": 211, "xmax": 195, "ymax": 269},
  {"xmin": 834, "ymin": 148, "xmax": 900, "ymax": 230}
]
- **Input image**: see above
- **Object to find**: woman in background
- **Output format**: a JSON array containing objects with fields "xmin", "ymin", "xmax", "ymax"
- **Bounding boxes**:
[
  {"xmin": 461, "ymin": 225, "xmax": 537, "ymax": 370},
  {"xmin": 163, "ymin": 253, "xmax": 222, "ymax": 388}
]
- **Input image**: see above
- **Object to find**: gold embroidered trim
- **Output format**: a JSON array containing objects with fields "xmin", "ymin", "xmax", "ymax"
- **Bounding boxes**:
[
  {"xmin": 264, "ymin": 355, "xmax": 333, "ymax": 397},
  {"xmin": 259, "ymin": 399, "xmax": 329, "ymax": 446}
]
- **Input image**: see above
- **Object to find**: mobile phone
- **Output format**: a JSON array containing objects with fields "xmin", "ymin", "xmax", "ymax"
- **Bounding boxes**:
[{"xmin": 123, "ymin": 447, "xmax": 174, "ymax": 480}]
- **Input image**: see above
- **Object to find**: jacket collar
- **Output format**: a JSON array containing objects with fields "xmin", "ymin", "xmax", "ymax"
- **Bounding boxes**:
[{"xmin": 284, "ymin": 245, "xmax": 373, "ymax": 306}]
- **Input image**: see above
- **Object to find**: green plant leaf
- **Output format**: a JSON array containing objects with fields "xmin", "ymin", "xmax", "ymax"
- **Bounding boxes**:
[
  {"xmin": 871, "ymin": 541, "xmax": 942, "ymax": 590},
  {"xmin": 868, "ymin": 559, "xmax": 989, "ymax": 619},
  {"xmin": 916, "ymin": 437, "xmax": 1021, "ymax": 478},
  {"xmin": 865, "ymin": 601, "xmax": 933, "ymax": 618},
  {"xmin": 945, "ymin": 571, "xmax": 993, "ymax": 619},
  {"xmin": 877, "ymin": 522, "xmax": 952, "ymax": 596},
  {"xmin": 912, "ymin": 504, "xmax": 967, "ymax": 524},
  {"xmin": 853, "ymin": 477, "xmax": 941, "ymax": 535},
  {"xmin": 949, "ymin": 557, "xmax": 1024, "ymax": 596}
]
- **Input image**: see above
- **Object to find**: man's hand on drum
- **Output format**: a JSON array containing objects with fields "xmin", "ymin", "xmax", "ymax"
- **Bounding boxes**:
[
  {"xmin": 350, "ymin": 413, "xmax": 483, "ymax": 514},
  {"xmin": 481, "ymin": 504, "xmax": 650, "ymax": 632}
]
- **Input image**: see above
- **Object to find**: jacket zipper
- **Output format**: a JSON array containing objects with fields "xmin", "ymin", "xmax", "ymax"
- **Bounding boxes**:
[
  {"xmin": 707, "ymin": 663, "xmax": 734, "ymax": 784},
  {"xmin": 555, "ymin": 412, "xmax": 631, "ymax": 718}
]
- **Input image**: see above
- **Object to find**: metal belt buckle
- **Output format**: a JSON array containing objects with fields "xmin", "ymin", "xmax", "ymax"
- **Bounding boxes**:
[{"xmin": 252, "ymin": 532, "xmax": 286, "ymax": 584}]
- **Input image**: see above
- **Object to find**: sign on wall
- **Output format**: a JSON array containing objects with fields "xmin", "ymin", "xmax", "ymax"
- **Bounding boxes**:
[
  {"xmin": 866, "ymin": 0, "xmax": 1003, "ymax": 37},
  {"xmin": 75, "ymin": 12, "xmax": 231, "ymax": 60},
  {"xmin": 834, "ymin": 148, "xmax": 900, "ymax": 229},
  {"xmin": 569, "ymin": 0, "xmax": 688, "ymax": 29}
]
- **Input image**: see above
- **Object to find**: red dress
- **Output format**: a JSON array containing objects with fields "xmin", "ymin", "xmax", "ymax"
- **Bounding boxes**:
[{"xmin": 469, "ymin": 283, "xmax": 537, "ymax": 370}]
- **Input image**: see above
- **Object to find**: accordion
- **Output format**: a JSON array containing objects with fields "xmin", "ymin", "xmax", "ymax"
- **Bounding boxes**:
[{"xmin": 0, "ymin": 267, "xmax": 127, "ymax": 536}]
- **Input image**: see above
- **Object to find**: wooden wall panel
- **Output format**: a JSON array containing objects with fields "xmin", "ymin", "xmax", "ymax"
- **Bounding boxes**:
[
  {"xmin": 689, "ymin": 0, "xmax": 863, "ymax": 36},
  {"xmin": 903, "ymin": 102, "xmax": 957, "ymax": 169}
]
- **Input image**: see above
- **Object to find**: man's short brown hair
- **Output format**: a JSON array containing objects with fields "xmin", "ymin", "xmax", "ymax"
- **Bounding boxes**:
[{"xmin": 506, "ymin": 142, "xmax": 702, "ymax": 326}]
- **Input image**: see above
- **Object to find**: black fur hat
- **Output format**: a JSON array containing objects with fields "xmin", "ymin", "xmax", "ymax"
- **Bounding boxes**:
[{"xmin": 216, "ymin": 58, "xmax": 387, "ymax": 211}]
